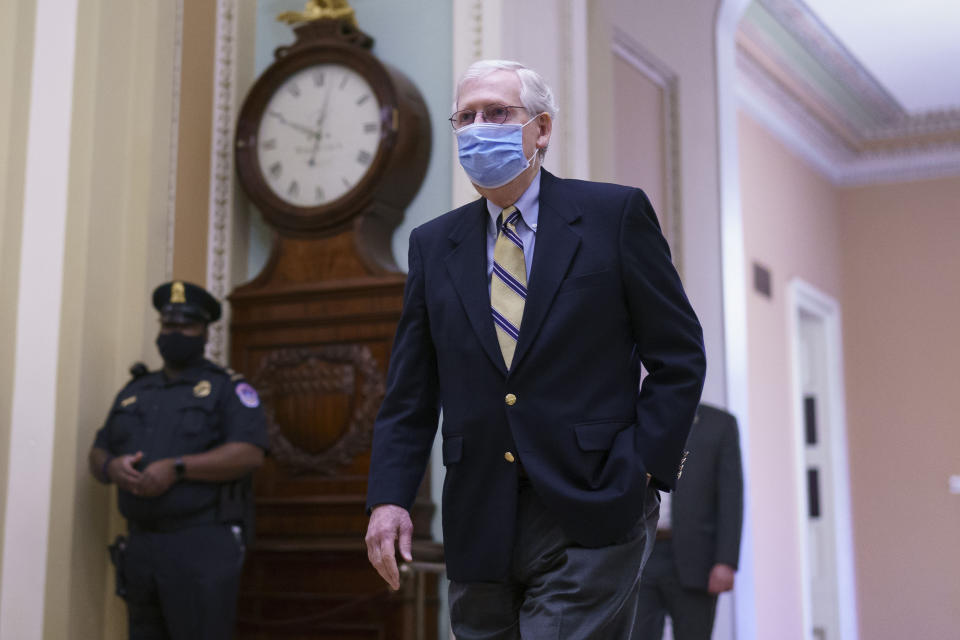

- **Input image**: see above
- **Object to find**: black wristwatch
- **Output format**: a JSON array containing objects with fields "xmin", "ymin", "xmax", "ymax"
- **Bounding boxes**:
[{"xmin": 174, "ymin": 457, "xmax": 186, "ymax": 482}]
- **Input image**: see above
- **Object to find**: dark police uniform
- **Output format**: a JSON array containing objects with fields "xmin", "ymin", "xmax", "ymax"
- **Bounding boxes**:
[
  {"xmin": 92, "ymin": 281, "xmax": 269, "ymax": 639},
  {"xmin": 94, "ymin": 361, "xmax": 269, "ymax": 639}
]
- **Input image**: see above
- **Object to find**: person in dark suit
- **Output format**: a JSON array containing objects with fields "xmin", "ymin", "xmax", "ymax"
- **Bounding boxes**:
[
  {"xmin": 364, "ymin": 59, "xmax": 706, "ymax": 639},
  {"xmin": 634, "ymin": 403, "xmax": 744, "ymax": 640}
]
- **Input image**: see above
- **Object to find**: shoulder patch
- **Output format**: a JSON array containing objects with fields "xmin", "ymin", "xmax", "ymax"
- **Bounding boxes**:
[
  {"xmin": 235, "ymin": 382, "xmax": 260, "ymax": 408},
  {"xmin": 230, "ymin": 372, "xmax": 244, "ymax": 382},
  {"xmin": 120, "ymin": 395, "xmax": 137, "ymax": 408}
]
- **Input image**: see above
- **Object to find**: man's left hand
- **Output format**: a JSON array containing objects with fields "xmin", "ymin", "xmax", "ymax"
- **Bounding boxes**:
[
  {"xmin": 707, "ymin": 563, "xmax": 736, "ymax": 594},
  {"xmin": 135, "ymin": 458, "xmax": 177, "ymax": 497}
]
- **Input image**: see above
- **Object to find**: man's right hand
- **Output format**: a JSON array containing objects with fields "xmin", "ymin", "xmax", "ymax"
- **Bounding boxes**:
[
  {"xmin": 364, "ymin": 504, "xmax": 413, "ymax": 591},
  {"xmin": 109, "ymin": 452, "xmax": 144, "ymax": 494}
]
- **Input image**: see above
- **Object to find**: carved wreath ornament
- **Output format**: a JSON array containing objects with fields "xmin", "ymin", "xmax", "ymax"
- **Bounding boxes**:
[{"xmin": 251, "ymin": 345, "xmax": 385, "ymax": 475}]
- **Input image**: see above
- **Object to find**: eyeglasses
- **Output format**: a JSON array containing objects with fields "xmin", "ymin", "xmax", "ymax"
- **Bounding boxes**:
[{"xmin": 449, "ymin": 104, "xmax": 527, "ymax": 130}]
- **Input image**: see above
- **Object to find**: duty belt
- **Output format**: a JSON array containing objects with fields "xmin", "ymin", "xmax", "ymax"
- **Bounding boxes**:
[{"xmin": 127, "ymin": 509, "xmax": 219, "ymax": 533}]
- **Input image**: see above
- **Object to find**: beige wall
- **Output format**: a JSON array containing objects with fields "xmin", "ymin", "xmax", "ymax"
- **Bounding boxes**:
[
  {"xmin": 839, "ymin": 176, "xmax": 960, "ymax": 640},
  {"xmin": 44, "ymin": 3, "xmax": 179, "ymax": 638},
  {"xmin": 0, "ymin": 0, "xmax": 179, "ymax": 637},
  {"xmin": 739, "ymin": 111, "xmax": 844, "ymax": 639},
  {"xmin": 0, "ymin": 0, "xmax": 36, "ymax": 605}
]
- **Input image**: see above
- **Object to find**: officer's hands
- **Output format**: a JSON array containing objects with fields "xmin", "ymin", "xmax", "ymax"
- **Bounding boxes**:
[
  {"xmin": 365, "ymin": 504, "xmax": 413, "ymax": 591},
  {"xmin": 136, "ymin": 458, "xmax": 177, "ymax": 497},
  {"xmin": 109, "ymin": 452, "xmax": 144, "ymax": 493},
  {"xmin": 707, "ymin": 563, "xmax": 736, "ymax": 594}
]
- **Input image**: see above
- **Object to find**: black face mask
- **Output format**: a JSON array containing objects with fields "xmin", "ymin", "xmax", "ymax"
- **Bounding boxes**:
[{"xmin": 156, "ymin": 332, "xmax": 206, "ymax": 367}]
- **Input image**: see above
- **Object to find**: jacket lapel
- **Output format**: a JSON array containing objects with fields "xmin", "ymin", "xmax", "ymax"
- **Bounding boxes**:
[
  {"xmin": 444, "ymin": 199, "xmax": 508, "ymax": 375},
  {"xmin": 511, "ymin": 171, "xmax": 581, "ymax": 371}
]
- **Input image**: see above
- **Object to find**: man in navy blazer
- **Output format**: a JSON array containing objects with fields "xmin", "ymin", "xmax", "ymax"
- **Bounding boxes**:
[{"xmin": 365, "ymin": 59, "xmax": 706, "ymax": 639}]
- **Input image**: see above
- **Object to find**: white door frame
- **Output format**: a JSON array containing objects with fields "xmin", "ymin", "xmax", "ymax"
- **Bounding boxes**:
[{"xmin": 787, "ymin": 279, "xmax": 859, "ymax": 640}]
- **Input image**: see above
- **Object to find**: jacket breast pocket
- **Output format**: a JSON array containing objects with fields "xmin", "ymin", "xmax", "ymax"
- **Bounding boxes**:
[
  {"xmin": 177, "ymin": 400, "xmax": 218, "ymax": 446},
  {"xmin": 574, "ymin": 420, "xmax": 633, "ymax": 452},
  {"xmin": 557, "ymin": 270, "xmax": 614, "ymax": 296},
  {"xmin": 108, "ymin": 405, "xmax": 141, "ymax": 449},
  {"xmin": 442, "ymin": 436, "xmax": 463, "ymax": 465}
]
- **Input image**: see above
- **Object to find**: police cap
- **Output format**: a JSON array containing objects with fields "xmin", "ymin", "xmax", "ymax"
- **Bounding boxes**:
[{"xmin": 152, "ymin": 280, "xmax": 222, "ymax": 324}]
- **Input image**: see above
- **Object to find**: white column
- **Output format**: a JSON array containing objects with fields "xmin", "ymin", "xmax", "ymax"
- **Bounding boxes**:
[
  {"xmin": 0, "ymin": 0, "xmax": 80, "ymax": 636},
  {"xmin": 716, "ymin": 1, "xmax": 756, "ymax": 640}
]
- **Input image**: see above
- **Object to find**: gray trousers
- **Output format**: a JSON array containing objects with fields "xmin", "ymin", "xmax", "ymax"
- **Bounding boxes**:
[
  {"xmin": 633, "ymin": 539, "xmax": 718, "ymax": 640},
  {"xmin": 449, "ymin": 480, "xmax": 660, "ymax": 640}
]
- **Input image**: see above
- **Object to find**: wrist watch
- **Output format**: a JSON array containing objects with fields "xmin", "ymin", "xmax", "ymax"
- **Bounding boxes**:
[{"xmin": 174, "ymin": 457, "xmax": 186, "ymax": 482}]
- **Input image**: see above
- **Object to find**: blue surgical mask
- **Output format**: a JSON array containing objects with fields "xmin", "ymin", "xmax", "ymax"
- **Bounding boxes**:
[{"xmin": 455, "ymin": 116, "xmax": 540, "ymax": 189}]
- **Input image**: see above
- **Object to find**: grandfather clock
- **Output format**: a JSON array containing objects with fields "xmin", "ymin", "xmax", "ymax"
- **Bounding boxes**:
[{"xmin": 229, "ymin": 2, "xmax": 439, "ymax": 637}]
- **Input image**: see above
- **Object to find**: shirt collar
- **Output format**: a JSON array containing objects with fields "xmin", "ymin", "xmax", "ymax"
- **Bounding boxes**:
[{"xmin": 486, "ymin": 169, "xmax": 541, "ymax": 232}]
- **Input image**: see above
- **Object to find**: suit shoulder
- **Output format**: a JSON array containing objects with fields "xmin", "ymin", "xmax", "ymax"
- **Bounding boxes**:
[
  {"xmin": 112, "ymin": 370, "xmax": 160, "ymax": 406},
  {"xmin": 697, "ymin": 404, "xmax": 739, "ymax": 432},
  {"xmin": 552, "ymin": 175, "xmax": 643, "ymax": 203},
  {"xmin": 413, "ymin": 199, "xmax": 482, "ymax": 236},
  {"xmin": 200, "ymin": 360, "xmax": 250, "ymax": 384},
  {"xmin": 547, "ymin": 176, "xmax": 652, "ymax": 227}
]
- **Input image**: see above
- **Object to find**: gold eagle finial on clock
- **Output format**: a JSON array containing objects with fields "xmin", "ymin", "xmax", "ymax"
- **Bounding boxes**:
[{"xmin": 277, "ymin": 0, "xmax": 358, "ymax": 28}]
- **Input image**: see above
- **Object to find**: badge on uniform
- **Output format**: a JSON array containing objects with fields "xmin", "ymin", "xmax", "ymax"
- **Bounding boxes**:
[
  {"xmin": 120, "ymin": 395, "xmax": 137, "ymax": 408},
  {"xmin": 235, "ymin": 382, "xmax": 260, "ymax": 408},
  {"xmin": 193, "ymin": 380, "xmax": 211, "ymax": 398}
]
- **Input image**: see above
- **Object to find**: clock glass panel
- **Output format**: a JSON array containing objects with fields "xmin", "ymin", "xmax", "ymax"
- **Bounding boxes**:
[{"xmin": 256, "ymin": 63, "xmax": 382, "ymax": 207}]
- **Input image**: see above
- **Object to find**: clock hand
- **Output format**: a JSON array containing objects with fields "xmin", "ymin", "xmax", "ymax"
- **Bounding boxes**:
[
  {"xmin": 266, "ymin": 110, "xmax": 321, "ymax": 139},
  {"xmin": 317, "ymin": 84, "xmax": 333, "ymax": 128},
  {"xmin": 307, "ymin": 85, "xmax": 335, "ymax": 167}
]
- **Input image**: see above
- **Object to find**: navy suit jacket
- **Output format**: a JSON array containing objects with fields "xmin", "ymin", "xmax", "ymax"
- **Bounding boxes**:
[{"xmin": 366, "ymin": 170, "xmax": 706, "ymax": 582}]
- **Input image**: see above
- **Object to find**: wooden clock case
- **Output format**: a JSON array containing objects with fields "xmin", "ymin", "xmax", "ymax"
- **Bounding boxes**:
[{"xmin": 230, "ymin": 18, "xmax": 440, "ymax": 640}]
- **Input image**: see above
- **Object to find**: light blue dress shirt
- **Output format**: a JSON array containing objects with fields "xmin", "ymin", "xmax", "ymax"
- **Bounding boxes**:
[{"xmin": 485, "ymin": 169, "xmax": 541, "ymax": 285}]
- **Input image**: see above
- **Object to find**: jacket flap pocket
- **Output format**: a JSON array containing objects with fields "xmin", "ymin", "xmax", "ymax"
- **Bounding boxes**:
[
  {"xmin": 574, "ymin": 421, "xmax": 632, "ymax": 451},
  {"xmin": 557, "ymin": 270, "xmax": 613, "ymax": 295},
  {"xmin": 442, "ymin": 436, "xmax": 463, "ymax": 465}
]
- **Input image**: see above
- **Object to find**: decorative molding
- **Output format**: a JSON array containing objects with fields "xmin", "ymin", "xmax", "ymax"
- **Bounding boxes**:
[
  {"xmin": 165, "ymin": 0, "xmax": 183, "ymax": 280},
  {"xmin": 205, "ymin": 0, "xmax": 239, "ymax": 365},
  {"xmin": 611, "ymin": 29, "xmax": 683, "ymax": 269},
  {"xmin": 737, "ymin": 42, "xmax": 960, "ymax": 186},
  {"xmin": 759, "ymin": 0, "xmax": 903, "ymax": 125},
  {"xmin": 252, "ymin": 345, "xmax": 386, "ymax": 475},
  {"xmin": 740, "ymin": 0, "xmax": 960, "ymax": 178}
]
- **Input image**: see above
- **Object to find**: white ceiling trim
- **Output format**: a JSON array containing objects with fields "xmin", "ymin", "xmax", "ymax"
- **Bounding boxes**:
[
  {"xmin": 737, "ymin": 46, "xmax": 960, "ymax": 186},
  {"xmin": 754, "ymin": 0, "xmax": 960, "ymax": 140}
]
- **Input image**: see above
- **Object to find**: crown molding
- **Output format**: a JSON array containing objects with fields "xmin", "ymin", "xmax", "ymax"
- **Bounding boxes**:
[
  {"xmin": 737, "ymin": 45, "xmax": 960, "ymax": 186},
  {"xmin": 737, "ymin": 0, "xmax": 960, "ymax": 186}
]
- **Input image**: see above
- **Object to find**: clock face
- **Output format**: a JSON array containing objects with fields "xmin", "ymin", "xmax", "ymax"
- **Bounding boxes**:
[{"xmin": 256, "ymin": 63, "xmax": 383, "ymax": 208}]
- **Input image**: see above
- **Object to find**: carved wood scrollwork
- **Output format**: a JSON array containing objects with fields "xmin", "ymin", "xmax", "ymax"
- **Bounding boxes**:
[{"xmin": 251, "ymin": 344, "xmax": 385, "ymax": 475}]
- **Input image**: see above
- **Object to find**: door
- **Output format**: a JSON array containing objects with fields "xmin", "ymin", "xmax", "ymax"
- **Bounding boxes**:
[{"xmin": 798, "ymin": 309, "xmax": 840, "ymax": 640}]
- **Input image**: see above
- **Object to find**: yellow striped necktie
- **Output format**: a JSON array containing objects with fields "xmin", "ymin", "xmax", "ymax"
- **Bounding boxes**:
[{"xmin": 491, "ymin": 206, "xmax": 527, "ymax": 369}]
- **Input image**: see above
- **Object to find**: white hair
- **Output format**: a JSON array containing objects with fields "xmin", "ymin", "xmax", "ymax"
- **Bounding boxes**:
[{"xmin": 453, "ymin": 59, "xmax": 559, "ymax": 157}]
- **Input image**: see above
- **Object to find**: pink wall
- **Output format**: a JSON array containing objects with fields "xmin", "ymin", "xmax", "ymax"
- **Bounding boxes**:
[
  {"xmin": 741, "ymin": 106, "xmax": 960, "ymax": 638},
  {"xmin": 839, "ymin": 176, "xmax": 960, "ymax": 640},
  {"xmin": 739, "ymin": 111, "xmax": 844, "ymax": 640}
]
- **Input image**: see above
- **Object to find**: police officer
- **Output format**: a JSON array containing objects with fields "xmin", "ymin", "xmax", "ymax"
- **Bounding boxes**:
[{"xmin": 88, "ymin": 280, "xmax": 269, "ymax": 639}]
